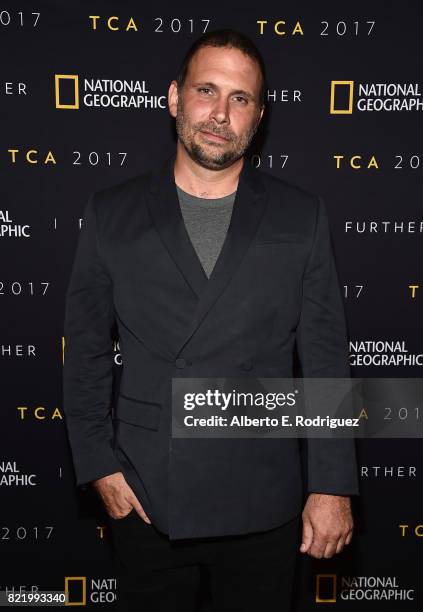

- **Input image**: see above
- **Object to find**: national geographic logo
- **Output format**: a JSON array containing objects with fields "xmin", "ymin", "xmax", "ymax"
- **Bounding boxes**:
[
  {"xmin": 315, "ymin": 574, "xmax": 414, "ymax": 602},
  {"xmin": 54, "ymin": 75, "xmax": 166, "ymax": 110},
  {"xmin": 55, "ymin": 75, "xmax": 79, "ymax": 109},
  {"xmin": 330, "ymin": 81, "xmax": 354, "ymax": 114},
  {"xmin": 330, "ymin": 81, "xmax": 423, "ymax": 113},
  {"xmin": 65, "ymin": 576, "xmax": 117, "ymax": 605},
  {"xmin": 349, "ymin": 340, "xmax": 423, "ymax": 367},
  {"xmin": 0, "ymin": 461, "xmax": 37, "ymax": 486},
  {"xmin": 0, "ymin": 209, "xmax": 30, "ymax": 237},
  {"xmin": 65, "ymin": 577, "xmax": 86, "ymax": 606},
  {"xmin": 316, "ymin": 575, "xmax": 337, "ymax": 603}
]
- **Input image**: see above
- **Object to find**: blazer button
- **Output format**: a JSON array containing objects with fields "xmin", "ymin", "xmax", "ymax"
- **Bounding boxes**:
[
  {"xmin": 241, "ymin": 360, "xmax": 253, "ymax": 371},
  {"xmin": 175, "ymin": 358, "xmax": 186, "ymax": 369}
]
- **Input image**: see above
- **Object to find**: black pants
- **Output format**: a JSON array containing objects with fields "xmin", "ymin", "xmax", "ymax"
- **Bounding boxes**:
[{"xmin": 107, "ymin": 509, "xmax": 301, "ymax": 612}]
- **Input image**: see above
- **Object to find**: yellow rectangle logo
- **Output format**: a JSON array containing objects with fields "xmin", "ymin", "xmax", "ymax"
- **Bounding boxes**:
[
  {"xmin": 55, "ymin": 74, "xmax": 79, "ymax": 109},
  {"xmin": 64, "ymin": 576, "xmax": 86, "ymax": 606},
  {"xmin": 330, "ymin": 81, "xmax": 354, "ymax": 114},
  {"xmin": 316, "ymin": 573, "xmax": 337, "ymax": 603}
]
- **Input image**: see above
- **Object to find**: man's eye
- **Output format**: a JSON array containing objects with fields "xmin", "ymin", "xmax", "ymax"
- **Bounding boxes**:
[
  {"xmin": 234, "ymin": 96, "xmax": 247, "ymax": 104},
  {"xmin": 198, "ymin": 87, "xmax": 211, "ymax": 94}
]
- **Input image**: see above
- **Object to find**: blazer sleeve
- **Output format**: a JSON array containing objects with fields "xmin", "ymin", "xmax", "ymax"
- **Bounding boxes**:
[
  {"xmin": 63, "ymin": 192, "xmax": 122, "ymax": 489},
  {"xmin": 295, "ymin": 195, "xmax": 360, "ymax": 496}
]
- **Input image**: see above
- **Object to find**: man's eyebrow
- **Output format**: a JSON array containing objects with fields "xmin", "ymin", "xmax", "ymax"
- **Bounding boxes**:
[{"xmin": 192, "ymin": 81, "xmax": 255, "ymax": 101}]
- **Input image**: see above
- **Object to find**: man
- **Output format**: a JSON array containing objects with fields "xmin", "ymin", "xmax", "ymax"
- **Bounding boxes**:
[{"xmin": 63, "ymin": 29, "xmax": 359, "ymax": 611}]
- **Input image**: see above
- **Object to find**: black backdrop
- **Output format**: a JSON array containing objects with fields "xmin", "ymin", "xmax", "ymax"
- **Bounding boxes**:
[{"xmin": 1, "ymin": 0, "xmax": 422, "ymax": 609}]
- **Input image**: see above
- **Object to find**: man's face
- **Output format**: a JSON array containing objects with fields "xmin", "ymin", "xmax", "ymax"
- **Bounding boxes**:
[{"xmin": 169, "ymin": 45, "xmax": 264, "ymax": 170}]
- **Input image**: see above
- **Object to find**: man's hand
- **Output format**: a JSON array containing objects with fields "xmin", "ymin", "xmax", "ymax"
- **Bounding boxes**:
[
  {"xmin": 300, "ymin": 493, "xmax": 353, "ymax": 558},
  {"xmin": 92, "ymin": 472, "xmax": 151, "ymax": 524}
]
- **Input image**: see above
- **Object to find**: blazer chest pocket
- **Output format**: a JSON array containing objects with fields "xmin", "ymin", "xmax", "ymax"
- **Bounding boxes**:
[{"xmin": 115, "ymin": 394, "xmax": 162, "ymax": 430}]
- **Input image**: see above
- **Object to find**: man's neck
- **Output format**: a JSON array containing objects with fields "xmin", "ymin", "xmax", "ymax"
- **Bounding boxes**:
[{"xmin": 173, "ymin": 142, "xmax": 243, "ymax": 199}]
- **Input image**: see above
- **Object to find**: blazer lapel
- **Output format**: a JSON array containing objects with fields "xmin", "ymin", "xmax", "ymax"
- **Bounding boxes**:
[
  {"xmin": 146, "ymin": 151, "xmax": 269, "ymax": 357},
  {"xmin": 146, "ymin": 153, "xmax": 209, "ymax": 299}
]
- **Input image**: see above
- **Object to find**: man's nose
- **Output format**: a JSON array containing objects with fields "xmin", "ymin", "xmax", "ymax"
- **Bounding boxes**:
[{"xmin": 209, "ymin": 97, "xmax": 230, "ymax": 124}]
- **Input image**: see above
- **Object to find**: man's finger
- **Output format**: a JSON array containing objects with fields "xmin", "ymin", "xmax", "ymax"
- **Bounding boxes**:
[
  {"xmin": 323, "ymin": 538, "xmax": 340, "ymax": 558},
  {"xmin": 109, "ymin": 505, "xmax": 133, "ymax": 519},
  {"xmin": 300, "ymin": 518, "xmax": 313, "ymax": 553},
  {"xmin": 130, "ymin": 498, "xmax": 151, "ymax": 524},
  {"xmin": 309, "ymin": 531, "xmax": 328, "ymax": 558},
  {"xmin": 335, "ymin": 535, "xmax": 347, "ymax": 555}
]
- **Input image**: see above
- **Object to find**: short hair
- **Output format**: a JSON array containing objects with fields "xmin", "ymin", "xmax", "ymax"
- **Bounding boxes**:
[{"xmin": 175, "ymin": 28, "xmax": 267, "ymax": 109}]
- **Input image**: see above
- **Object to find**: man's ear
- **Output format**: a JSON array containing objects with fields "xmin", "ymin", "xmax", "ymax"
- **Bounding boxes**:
[{"xmin": 168, "ymin": 80, "xmax": 178, "ymax": 118}]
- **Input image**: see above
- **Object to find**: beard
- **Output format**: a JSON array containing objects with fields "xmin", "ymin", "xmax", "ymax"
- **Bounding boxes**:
[{"xmin": 175, "ymin": 96, "xmax": 259, "ymax": 170}]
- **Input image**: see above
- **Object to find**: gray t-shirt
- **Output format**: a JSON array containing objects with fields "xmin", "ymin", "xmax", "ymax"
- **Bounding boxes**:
[{"xmin": 176, "ymin": 185, "xmax": 236, "ymax": 278}]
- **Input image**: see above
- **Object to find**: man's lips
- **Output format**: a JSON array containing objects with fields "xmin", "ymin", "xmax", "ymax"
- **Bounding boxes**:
[{"xmin": 200, "ymin": 130, "xmax": 229, "ymax": 142}]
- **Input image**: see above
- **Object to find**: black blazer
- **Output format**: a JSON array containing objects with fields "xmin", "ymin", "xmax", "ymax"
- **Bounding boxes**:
[{"xmin": 63, "ymin": 152, "xmax": 360, "ymax": 540}]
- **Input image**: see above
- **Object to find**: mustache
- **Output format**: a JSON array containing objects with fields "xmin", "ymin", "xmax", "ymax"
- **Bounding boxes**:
[{"xmin": 196, "ymin": 125, "xmax": 235, "ymax": 141}]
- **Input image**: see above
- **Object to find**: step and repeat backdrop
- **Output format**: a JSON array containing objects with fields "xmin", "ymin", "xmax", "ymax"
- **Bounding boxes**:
[{"xmin": 1, "ymin": 0, "xmax": 422, "ymax": 609}]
